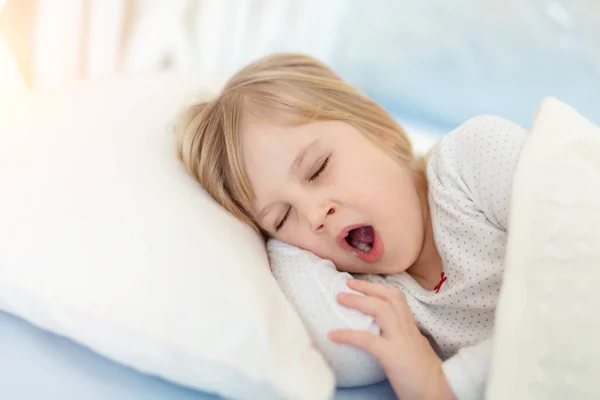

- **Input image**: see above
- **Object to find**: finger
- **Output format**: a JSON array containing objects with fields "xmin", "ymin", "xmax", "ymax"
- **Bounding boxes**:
[
  {"xmin": 348, "ymin": 279, "xmax": 418, "ymax": 329},
  {"xmin": 348, "ymin": 279, "xmax": 411, "ymax": 320},
  {"xmin": 337, "ymin": 293, "xmax": 399, "ymax": 334},
  {"xmin": 328, "ymin": 329, "xmax": 385, "ymax": 359}
]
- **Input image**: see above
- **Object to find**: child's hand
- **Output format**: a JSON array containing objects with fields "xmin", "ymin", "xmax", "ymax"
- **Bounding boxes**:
[{"xmin": 329, "ymin": 279, "xmax": 455, "ymax": 400}]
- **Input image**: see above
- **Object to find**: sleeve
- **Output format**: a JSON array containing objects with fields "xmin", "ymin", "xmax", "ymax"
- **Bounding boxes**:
[
  {"xmin": 427, "ymin": 115, "xmax": 529, "ymax": 232},
  {"xmin": 442, "ymin": 338, "xmax": 493, "ymax": 400},
  {"xmin": 266, "ymin": 238, "xmax": 386, "ymax": 387}
]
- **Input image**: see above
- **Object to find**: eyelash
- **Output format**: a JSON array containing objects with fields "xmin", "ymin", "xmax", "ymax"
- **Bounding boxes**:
[
  {"xmin": 275, "ymin": 157, "xmax": 330, "ymax": 232},
  {"xmin": 275, "ymin": 208, "xmax": 290, "ymax": 231},
  {"xmin": 309, "ymin": 157, "xmax": 329, "ymax": 182}
]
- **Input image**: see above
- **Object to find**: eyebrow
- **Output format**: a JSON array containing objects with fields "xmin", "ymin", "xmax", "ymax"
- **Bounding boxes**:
[
  {"xmin": 256, "ymin": 139, "xmax": 320, "ymax": 224},
  {"xmin": 291, "ymin": 138, "xmax": 319, "ymax": 175}
]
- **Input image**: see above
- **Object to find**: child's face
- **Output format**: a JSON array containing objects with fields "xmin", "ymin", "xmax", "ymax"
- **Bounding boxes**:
[{"xmin": 242, "ymin": 115, "xmax": 425, "ymax": 274}]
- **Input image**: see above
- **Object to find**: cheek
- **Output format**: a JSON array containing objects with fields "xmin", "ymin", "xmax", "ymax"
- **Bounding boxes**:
[
  {"xmin": 374, "ymin": 166, "xmax": 425, "ymax": 256},
  {"xmin": 343, "ymin": 151, "xmax": 403, "ymax": 198},
  {"xmin": 396, "ymin": 187, "xmax": 426, "ymax": 258}
]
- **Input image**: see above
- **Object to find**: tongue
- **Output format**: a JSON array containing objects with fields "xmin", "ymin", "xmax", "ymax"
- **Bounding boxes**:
[{"xmin": 348, "ymin": 226, "xmax": 374, "ymax": 249}]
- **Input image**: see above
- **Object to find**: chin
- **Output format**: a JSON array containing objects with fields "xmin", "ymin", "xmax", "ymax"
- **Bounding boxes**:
[{"xmin": 376, "ymin": 253, "xmax": 411, "ymax": 275}]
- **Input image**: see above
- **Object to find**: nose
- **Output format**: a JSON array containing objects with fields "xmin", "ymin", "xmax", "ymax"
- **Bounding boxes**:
[{"xmin": 309, "ymin": 202, "xmax": 338, "ymax": 233}]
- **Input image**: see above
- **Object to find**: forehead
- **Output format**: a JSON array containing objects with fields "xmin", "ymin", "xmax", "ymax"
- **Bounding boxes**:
[
  {"xmin": 243, "ymin": 117, "xmax": 312, "ymax": 162},
  {"xmin": 242, "ymin": 115, "xmax": 312, "ymax": 180},
  {"xmin": 241, "ymin": 114, "xmax": 329, "ymax": 211}
]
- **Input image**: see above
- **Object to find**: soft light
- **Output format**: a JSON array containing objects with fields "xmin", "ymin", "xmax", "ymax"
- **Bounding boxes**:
[{"xmin": 0, "ymin": 33, "xmax": 25, "ymax": 90}]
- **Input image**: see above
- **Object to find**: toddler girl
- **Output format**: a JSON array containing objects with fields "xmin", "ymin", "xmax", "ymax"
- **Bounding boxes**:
[{"xmin": 176, "ymin": 53, "xmax": 527, "ymax": 400}]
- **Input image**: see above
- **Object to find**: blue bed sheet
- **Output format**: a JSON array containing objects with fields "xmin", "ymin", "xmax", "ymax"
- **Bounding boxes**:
[{"xmin": 0, "ymin": 311, "xmax": 396, "ymax": 400}]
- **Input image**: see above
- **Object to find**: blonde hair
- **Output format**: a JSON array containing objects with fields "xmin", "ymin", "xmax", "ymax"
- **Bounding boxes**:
[{"xmin": 176, "ymin": 53, "xmax": 425, "ymax": 235}]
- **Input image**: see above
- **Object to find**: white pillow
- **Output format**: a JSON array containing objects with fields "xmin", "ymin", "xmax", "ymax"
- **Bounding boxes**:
[{"xmin": 0, "ymin": 73, "xmax": 334, "ymax": 400}]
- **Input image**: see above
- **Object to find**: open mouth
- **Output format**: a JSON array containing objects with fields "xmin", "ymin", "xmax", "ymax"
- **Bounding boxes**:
[
  {"xmin": 344, "ymin": 225, "xmax": 375, "ymax": 253},
  {"xmin": 338, "ymin": 224, "xmax": 383, "ymax": 263}
]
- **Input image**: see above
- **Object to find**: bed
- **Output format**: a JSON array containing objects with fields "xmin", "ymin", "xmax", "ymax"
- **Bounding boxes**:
[
  {"xmin": 3, "ymin": 2, "xmax": 600, "ymax": 398},
  {"xmin": 2, "ymin": 85, "xmax": 600, "ymax": 400},
  {"xmin": 0, "ymin": 74, "xmax": 411, "ymax": 400}
]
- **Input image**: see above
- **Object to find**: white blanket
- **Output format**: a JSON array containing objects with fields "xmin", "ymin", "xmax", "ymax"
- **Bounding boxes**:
[{"xmin": 487, "ymin": 98, "xmax": 600, "ymax": 399}]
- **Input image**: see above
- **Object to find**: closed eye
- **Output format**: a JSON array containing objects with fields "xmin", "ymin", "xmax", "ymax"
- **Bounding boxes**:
[
  {"xmin": 309, "ymin": 157, "xmax": 329, "ymax": 182},
  {"xmin": 275, "ymin": 207, "xmax": 291, "ymax": 231}
]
